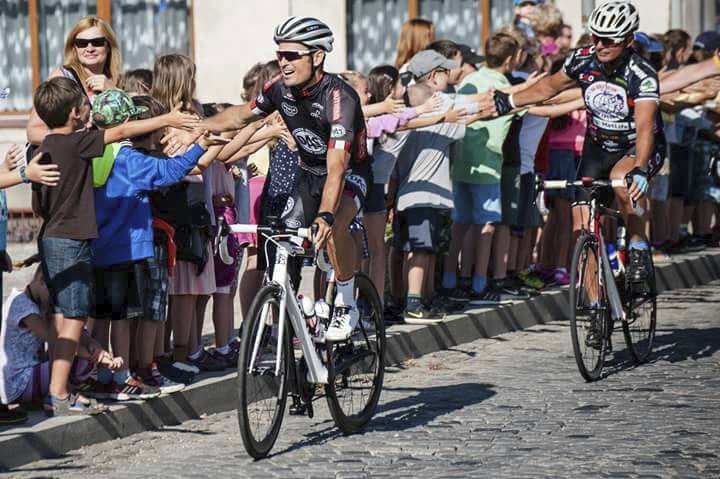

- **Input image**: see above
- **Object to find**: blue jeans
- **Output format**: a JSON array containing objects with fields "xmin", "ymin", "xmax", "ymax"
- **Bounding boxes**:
[{"xmin": 39, "ymin": 237, "xmax": 92, "ymax": 318}]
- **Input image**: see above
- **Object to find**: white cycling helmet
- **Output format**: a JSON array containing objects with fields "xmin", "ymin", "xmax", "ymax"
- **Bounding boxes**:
[
  {"xmin": 274, "ymin": 17, "xmax": 334, "ymax": 52},
  {"xmin": 588, "ymin": 1, "xmax": 639, "ymax": 40}
]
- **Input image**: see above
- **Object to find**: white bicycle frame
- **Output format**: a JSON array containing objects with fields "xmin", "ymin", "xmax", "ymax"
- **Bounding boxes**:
[{"xmin": 228, "ymin": 224, "xmax": 329, "ymax": 384}]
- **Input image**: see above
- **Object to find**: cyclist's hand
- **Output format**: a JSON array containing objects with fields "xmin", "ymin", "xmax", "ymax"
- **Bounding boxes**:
[
  {"xmin": 312, "ymin": 216, "xmax": 332, "ymax": 250},
  {"xmin": 627, "ymin": 167, "xmax": 649, "ymax": 201}
]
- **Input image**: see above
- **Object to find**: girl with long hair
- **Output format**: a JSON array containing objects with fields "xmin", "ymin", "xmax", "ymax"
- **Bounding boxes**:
[{"xmin": 395, "ymin": 19, "xmax": 435, "ymax": 69}]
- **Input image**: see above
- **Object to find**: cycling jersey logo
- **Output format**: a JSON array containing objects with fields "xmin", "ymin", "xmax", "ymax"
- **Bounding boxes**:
[
  {"xmin": 281, "ymin": 102, "xmax": 298, "ymax": 117},
  {"xmin": 584, "ymin": 82, "xmax": 629, "ymax": 122},
  {"xmin": 293, "ymin": 128, "xmax": 327, "ymax": 155},
  {"xmin": 640, "ymin": 77, "xmax": 658, "ymax": 93},
  {"xmin": 282, "ymin": 196, "xmax": 295, "ymax": 218},
  {"xmin": 331, "ymin": 124, "xmax": 346, "ymax": 138}
]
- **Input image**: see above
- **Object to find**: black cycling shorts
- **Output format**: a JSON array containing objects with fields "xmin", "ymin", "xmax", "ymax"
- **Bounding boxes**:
[
  {"xmin": 575, "ymin": 132, "xmax": 666, "ymax": 201},
  {"xmin": 280, "ymin": 164, "xmax": 371, "ymax": 229}
]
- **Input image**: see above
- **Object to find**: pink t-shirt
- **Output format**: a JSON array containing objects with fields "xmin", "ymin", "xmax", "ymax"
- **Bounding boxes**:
[{"xmin": 548, "ymin": 110, "xmax": 587, "ymax": 155}]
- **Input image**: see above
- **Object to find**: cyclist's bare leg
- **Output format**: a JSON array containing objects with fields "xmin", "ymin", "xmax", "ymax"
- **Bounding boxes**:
[
  {"xmin": 610, "ymin": 155, "xmax": 649, "ymax": 244},
  {"xmin": 572, "ymin": 204, "xmax": 599, "ymax": 302},
  {"xmin": 327, "ymin": 195, "xmax": 359, "ymax": 282}
]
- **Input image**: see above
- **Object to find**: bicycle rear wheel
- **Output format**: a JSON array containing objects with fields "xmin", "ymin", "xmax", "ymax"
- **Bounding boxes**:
[
  {"xmin": 622, "ymin": 255, "xmax": 657, "ymax": 363},
  {"xmin": 326, "ymin": 273, "xmax": 386, "ymax": 434},
  {"xmin": 569, "ymin": 233, "xmax": 609, "ymax": 382},
  {"xmin": 237, "ymin": 284, "xmax": 291, "ymax": 459}
]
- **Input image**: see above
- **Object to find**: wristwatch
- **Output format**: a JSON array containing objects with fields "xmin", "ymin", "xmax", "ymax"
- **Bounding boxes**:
[
  {"xmin": 18, "ymin": 165, "xmax": 30, "ymax": 184},
  {"xmin": 317, "ymin": 211, "xmax": 335, "ymax": 226}
]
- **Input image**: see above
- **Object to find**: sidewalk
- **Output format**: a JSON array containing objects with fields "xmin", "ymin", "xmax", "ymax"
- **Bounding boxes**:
[{"xmin": 1, "ymin": 248, "xmax": 719, "ymax": 471}]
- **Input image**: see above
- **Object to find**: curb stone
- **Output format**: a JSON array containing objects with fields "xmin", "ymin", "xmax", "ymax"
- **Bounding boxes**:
[{"xmin": 1, "ymin": 250, "xmax": 719, "ymax": 471}]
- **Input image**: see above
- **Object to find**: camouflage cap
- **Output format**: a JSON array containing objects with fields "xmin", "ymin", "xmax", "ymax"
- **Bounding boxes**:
[{"xmin": 92, "ymin": 88, "xmax": 149, "ymax": 127}]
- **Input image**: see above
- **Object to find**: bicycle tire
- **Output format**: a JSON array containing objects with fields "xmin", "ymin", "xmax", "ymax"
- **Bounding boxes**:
[
  {"xmin": 326, "ymin": 273, "xmax": 386, "ymax": 434},
  {"xmin": 622, "ymin": 255, "xmax": 657, "ymax": 363},
  {"xmin": 569, "ymin": 233, "xmax": 609, "ymax": 382},
  {"xmin": 237, "ymin": 284, "xmax": 291, "ymax": 459}
]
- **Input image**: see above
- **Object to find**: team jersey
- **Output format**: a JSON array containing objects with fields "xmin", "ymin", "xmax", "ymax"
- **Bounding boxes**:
[
  {"xmin": 563, "ymin": 46, "xmax": 661, "ymax": 153},
  {"xmin": 250, "ymin": 73, "xmax": 369, "ymax": 170}
]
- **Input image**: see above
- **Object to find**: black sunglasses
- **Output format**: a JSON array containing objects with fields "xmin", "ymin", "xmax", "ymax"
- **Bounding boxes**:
[
  {"xmin": 74, "ymin": 37, "xmax": 107, "ymax": 48},
  {"xmin": 276, "ymin": 49, "xmax": 316, "ymax": 62}
]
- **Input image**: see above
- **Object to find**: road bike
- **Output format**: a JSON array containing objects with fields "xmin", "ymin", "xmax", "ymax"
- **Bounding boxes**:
[
  {"xmin": 540, "ymin": 178, "xmax": 657, "ymax": 381},
  {"xmin": 217, "ymin": 219, "xmax": 386, "ymax": 458}
]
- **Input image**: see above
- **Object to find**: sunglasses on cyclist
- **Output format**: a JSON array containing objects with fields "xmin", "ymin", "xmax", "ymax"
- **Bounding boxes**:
[
  {"xmin": 592, "ymin": 35, "xmax": 626, "ymax": 47},
  {"xmin": 276, "ymin": 49, "xmax": 317, "ymax": 62},
  {"xmin": 74, "ymin": 37, "xmax": 107, "ymax": 48}
]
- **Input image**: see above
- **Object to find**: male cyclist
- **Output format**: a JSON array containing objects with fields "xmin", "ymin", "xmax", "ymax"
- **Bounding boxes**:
[
  {"xmin": 493, "ymin": 1, "xmax": 662, "ymax": 284},
  {"xmin": 201, "ymin": 17, "xmax": 369, "ymax": 342}
]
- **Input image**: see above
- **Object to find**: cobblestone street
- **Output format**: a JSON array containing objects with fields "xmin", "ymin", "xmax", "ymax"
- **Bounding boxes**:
[{"xmin": 5, "ymin": 282, "xmax": 720, "ymax": 478}]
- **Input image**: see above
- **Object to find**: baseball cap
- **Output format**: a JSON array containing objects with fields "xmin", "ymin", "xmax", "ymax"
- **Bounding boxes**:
[
  {"xmin": 694, "ymin": 31, "xmax": 720, "ymax": 53},
  {"xmin": 92, "ymin": 88, "xmax": 148, "ymax": 127},
  {"xmin": 407, "ymin": 50, "xmax": 461, "ymax": 79},
  {"xmin": 634, "ymin": 32, "xmax": 664, "ymax": 54},
  {"xmin": 457, "ymin": 44, "xmax": 485, "ymax": 66}
]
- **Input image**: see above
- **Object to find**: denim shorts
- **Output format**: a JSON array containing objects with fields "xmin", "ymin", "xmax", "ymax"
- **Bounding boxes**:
[
  {"xmin": 39, "ymin": 237, "xmax": 93, "ymax": 318},
  {"xmin": 91, "ymin": 260, "xmax": 148, "ymax": 321},
  {"xmin": 452, "ymin": 181, "xmax": 502, "ymax": 225}
]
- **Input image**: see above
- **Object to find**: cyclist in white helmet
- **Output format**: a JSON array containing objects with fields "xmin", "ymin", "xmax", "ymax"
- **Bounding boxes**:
[
  {"xmin": 200, "ymin": 17, "xmax": 370, "ymax": 341},
  {"xmin": 492, "ymin": 1, "xmax": 662, "ymax": 289}
]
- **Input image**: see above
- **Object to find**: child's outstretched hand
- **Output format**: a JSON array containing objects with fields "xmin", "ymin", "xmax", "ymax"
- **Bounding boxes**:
[
  {"xmin": 26, "ymin": 152, "xmax": 60, "ymax": 186},
  {"xmin": 383, "ymin": 93, "xmax": 406, "ymax": 115},
  {"xmin": 4, "ymin": 144, "xmax": 23, "ymax": 170},
  {"xmin": 416, "ymin": 94, "xmax": 442, "ymax": 115},
  {"xmin": 165, "ymin": 105, "xmax": 201, "ymax": 131},
  {"xmin": 444, "ymin": 107, "xmax": 468, "ymax": 123},
  {"xmin": 161, "ymin": 128, "xmax": 201, "ymax": 156},
  {"xmin": 96, "ymin": 349, "xmax": 124, "ymax": 370},
  {"xmin": 198, "ymin": 130, "xmax": 232, "ymax": 149}
]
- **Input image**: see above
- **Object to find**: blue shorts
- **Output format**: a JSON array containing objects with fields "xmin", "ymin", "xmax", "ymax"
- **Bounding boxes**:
[
  {"xmin": 39, "ymin": 237, "xmax": 93, "ymax": 318},
  {"xmin": 546, "ymin": 149, "xmax": 577, "ymax": 201},
  {"xmin": 452, "ymin": 181, "xmax": 501, "ymax": 225}
]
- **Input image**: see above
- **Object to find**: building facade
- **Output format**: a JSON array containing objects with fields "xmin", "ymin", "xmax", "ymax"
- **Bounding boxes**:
[{"xmin": 1, "ymin": 0, "xmax": 719, "ymax": 211}]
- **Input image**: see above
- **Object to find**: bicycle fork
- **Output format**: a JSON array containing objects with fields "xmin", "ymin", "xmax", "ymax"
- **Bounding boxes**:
[{"xmin": 598, "ymin": 234, "xmax": 625, "ymax": 322}]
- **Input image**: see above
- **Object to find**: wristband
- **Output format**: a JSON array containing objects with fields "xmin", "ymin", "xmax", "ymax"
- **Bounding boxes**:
[
  {"xmin": 18, "ymin": 165, "xmax": 30, "ymax": 184},
  {"xmin": 317, "ymin": 211, "xmax": 335, "ymax": 227},
  {"xmin": 509, "ymin": 94, "xmax": 516, "ymax": 110}
]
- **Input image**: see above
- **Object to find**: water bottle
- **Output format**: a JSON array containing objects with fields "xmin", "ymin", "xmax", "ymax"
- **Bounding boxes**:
[
  {"xmin": 607, "ymin": 243, "xmax": 620, "ymax": 277},
  {"xmin": 313, "ymin": 299, "xmax": 330, "ymax": 343},
  {"xmin": 616, "ymin": 226, "xmax": 627, "ymax": 273}
]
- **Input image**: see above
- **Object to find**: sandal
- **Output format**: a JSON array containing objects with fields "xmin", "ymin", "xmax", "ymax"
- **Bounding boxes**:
[{"xmin": 44, "ymin": 394, "xmax": 108, "ymax": 417}]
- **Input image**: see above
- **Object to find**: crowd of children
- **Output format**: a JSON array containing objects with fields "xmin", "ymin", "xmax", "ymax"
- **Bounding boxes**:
[{"xmin": 2, "ymin": 0, "xmax": 720, "ymax": 422}]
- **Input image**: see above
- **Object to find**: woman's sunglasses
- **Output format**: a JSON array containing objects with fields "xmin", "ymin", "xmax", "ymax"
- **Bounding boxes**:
[
  {"xmin": 276, "ymin": 49, "xmax": 316, "ymax": 62},
  {"xmin": 74, "ymin": 37, "xmax": 107, "ymax": 48},
  {"xmin": 592, "ymin": 35, "xmax": 625, "ymax": 47}
]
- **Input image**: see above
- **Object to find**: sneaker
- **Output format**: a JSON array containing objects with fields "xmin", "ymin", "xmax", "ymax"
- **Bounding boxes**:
[
  {"xmin": 383, "ymin": 299, "xmax": 404, "ymax": 324},
  {"xmin": 403, "ymin": 304, "xmax": 445, "ymax": 324},
  {"xmin": 209, "ymin": 348, "xmax": 239, "ymax": 370},
  {"xmin": 685, "ymin": 235, "xmax": 707, "ymax": 253},
  {"xmin": 73, "ymin": 377, "xmax": 114, "ymax": 399},
  {"xmin": 552, "ymin": 268, "xmax": 570, "ymax": 286},
  {"xmin": 428, "ymin": 291, "xmax": 462, "ymax": 314},
  {"xmin": 494, "ymin": 279, "xmax": 531, "ymax": 300},
  {"xmin": 585, "ymin": 310, "xmax": 603, "ymax": 350},
  {"xmin": 628, "ymin": 249, "xmax": 651, "ymax": 284},
  {"xmin": 326, "ymin": 305, "xmax": 359, "ymax": 341},
  {"xmin": 448, "ymin": 286, "xmax": 472, "ymax": 303},
  {"xmin": 106, "ymin": 376, "xmax": 161, "ymax": 401},
  {"xmin": 469, "ymin": 285, "xmax": 502, "ymax": 305},
  {"xmin": 0, "ymin": 404, "xmax": 28, "ymax": 425},
  {"xmin": 136, "ymin": 365, "xmax": 186, "ymax": 394},
  {"xmin": 518, "ymin": 270, "xmax": 546, "ymax": 290},
  {"xmin": 44, "ymin": 394, "xmax": 107, "ymax": 416},
  {"xmin": 188, "ymin": 348, "xmax": 228, "ymax": 372}
]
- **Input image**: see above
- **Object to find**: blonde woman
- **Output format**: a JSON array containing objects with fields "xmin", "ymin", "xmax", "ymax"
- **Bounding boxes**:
[
  {"xmin": 27, "ymin": 15, "xmax": 122, "ymax": 144},
  {"xmin": 395, "ymin": 19, "xmax": 435, "ymax": 70}
]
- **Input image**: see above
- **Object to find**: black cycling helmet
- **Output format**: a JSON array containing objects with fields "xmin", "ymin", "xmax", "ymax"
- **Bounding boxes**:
[{"xmin": 274, "ymin": 17, "xmax": 334, "ymax": 53}]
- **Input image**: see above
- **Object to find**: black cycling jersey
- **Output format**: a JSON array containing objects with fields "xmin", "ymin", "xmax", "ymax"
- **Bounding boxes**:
[
  {"xmin": 563, "ymin": 46, "xmax": 661, "ymax": 153},
  {"xmin": 250, "ymin": 73, "xmax": 369, "ymax": 170}
]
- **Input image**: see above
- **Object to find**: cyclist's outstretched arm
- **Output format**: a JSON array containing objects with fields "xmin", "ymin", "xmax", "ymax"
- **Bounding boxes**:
[
  {"xmin": 202, "ymin": 103, "xmax": 264, "ymax": 133},
  {"xmin": 660, "ymin": 57, "xmax": 720, "ymax": 95},
  {"xmin": 509, "ymin": 70, "xmax": 576, "ymax": 109}
]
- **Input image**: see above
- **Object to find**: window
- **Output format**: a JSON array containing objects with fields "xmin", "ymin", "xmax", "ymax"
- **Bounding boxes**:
[
  {"xmin": 582, "ymin": 0, "xmax": 595, "ymax": 23},
  {"xmin": 112, "ymin": 0, "xmax": 192, "ymax": 71},
  {"xmin": 347, "ymin": 0, "xmax": 409, "ymax": 72},
  {"xmin": 0, "ymin": 0, "xmax": 193, "ymax": 113},
  {"xmin": 490, "ymin": 0, "xmax": 514, "ymax": 33},
  {"xmin": 0, "ymin": 1, "xmax": 33, "ymax": 111},
  {"xmin": 421, "ymin": 0, "xmax": 482, "ymax": 49}
]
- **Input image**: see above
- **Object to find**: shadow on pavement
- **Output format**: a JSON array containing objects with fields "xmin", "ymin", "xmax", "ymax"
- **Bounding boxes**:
[{"xmin": 270, "ymin": 382, "xmax": 496, "ymax": 458}]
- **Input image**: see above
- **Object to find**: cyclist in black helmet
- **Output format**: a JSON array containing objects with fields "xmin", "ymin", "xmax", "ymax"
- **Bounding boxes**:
[{"xmin": 200, "ymin": 17, "xmax": 368, "ymax": 341}]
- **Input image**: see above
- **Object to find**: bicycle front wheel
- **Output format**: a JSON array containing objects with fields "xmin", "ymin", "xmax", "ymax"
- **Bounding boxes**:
[
  {"xmin": 622, "ymin": 255, "xmax": 657, "ymax": 363},
  {"xmin": 326, "ymin": 273, "xmax": 386, "ymax": 434},
  {"xmin": 569, "ymin": 233, "xmax": 609, "ymax": 382},
  {"xmin": 237, "ymin": 284, "xmax": 291, "ymax": 459}
]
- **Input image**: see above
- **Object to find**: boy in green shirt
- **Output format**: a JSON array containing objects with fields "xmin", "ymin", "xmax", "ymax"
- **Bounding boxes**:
[{"xmin": 443, "ymin": 33, "xmax": 522, "ymax": 304}]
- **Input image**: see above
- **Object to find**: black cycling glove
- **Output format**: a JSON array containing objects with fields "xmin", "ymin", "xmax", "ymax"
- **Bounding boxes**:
[{"xmin": 493, "ymin": 90, "xmax": 514, "ymax": 116}]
